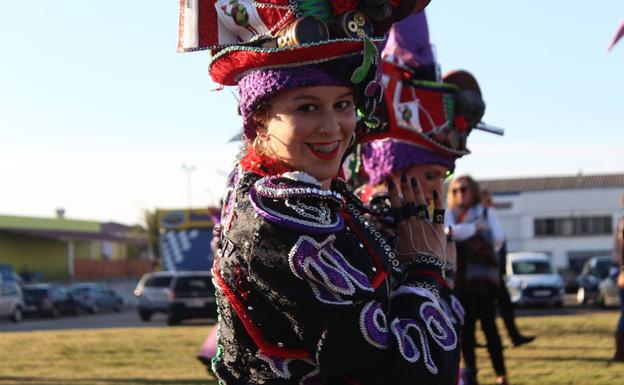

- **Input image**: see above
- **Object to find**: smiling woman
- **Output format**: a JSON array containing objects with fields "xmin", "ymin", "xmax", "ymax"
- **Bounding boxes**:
[{"xmin": 177, "ymin": 0, "xmax": 465, "ymax": 384}]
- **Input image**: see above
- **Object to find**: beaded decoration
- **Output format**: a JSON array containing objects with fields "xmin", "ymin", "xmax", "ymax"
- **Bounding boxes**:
[
  {"xmin": 390, "ymin": 317, "xmax": 437, "ymax": 373},
  {"xmin": 359, "ymin": 301, "xmax": 390, "ymax": 350},
  {"xmin": 419, "ymin": 301, "xmax": 457, "ymax": 351},
  {"xmin": 250, "ymin": 174, "xmax": 345, "ymax": 234},
  {"xmin": 288, "ymin": 234, "xmax": 374, "ymax": 305}
]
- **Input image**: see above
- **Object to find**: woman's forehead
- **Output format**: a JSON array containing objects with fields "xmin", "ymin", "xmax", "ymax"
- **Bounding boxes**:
[{"xmin": 274, "ymin": 86, "xmax": 354, "ymax": 101}]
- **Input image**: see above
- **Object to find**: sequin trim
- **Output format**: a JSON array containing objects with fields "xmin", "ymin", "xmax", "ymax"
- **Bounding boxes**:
[
  {"xmin": 359, "ymin": 301, "xmax": 390, "ymax": 350},
  {"xmin": 390, "ymin": 318, "xmax": 438, "ymax": 373},
  {"xmin": 288, "ymin": 234, "xmax": 373, "ymax": 305}
]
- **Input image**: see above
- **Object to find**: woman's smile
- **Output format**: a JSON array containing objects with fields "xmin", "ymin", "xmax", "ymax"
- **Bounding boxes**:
[{"xmin": 306, "ymin": 140, "xmax": 341, "ymax": 160}]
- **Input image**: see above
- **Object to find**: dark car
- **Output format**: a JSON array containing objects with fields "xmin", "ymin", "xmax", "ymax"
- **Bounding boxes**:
[
  {"xmin": 576, "ymin": 256, "xmax": 613, "ymax": 306},
  {"xmin": 559, "ymin": 268, "xmax": 580, "ymax": 294},
  {"xmin": 23, "ymin": 284, "xmax": 81, "ymax": 317},
  {"xmin": 69, "ymin": 283, "xmax": 123, "ymax": 313},
  {"xmin": 168, "ymin": 272, "xmax": 216, "ymax": 325}
]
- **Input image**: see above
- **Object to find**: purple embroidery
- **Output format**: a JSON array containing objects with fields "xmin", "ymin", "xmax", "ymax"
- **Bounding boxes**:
[
  {"xmin": 359, "ymin": 301, "xmax": 390, "ymax": 349},
  {"xmin": 450, "ymin": 294, "xmax": 465, "ymax": 325},
  {"xmin": 439, "ymin": 297, "xmax": 456, "ymax": 324},
  {"xmin": 391, "ymin": 318, "xmax": 438, "ymax": 374},
  {"xmin": 300, "ymin": 364, "xmax": 325, "ymax": 385},
  {"xmin": 249, "ymin": 188, "xmax": 345, "ymax": 234},
  {"xmin": 256, "ymin": 352, "xmax": 292, "ymax": 379},
  {"xmin": 257, "ymin": 354, "xmax": 325, "ymax": 384},
  {"xmin": 420, "ymin": 302, "xmax": 457, "ymax": 351},
  {"xmin": 289, "ymin": 235, "xmax": 373, "ymax": 305}
]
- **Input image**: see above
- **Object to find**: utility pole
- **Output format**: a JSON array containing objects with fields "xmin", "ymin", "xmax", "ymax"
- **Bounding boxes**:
[{"xmin": 182, "ymin": 163, "xmax": 196, "ymax": 208}]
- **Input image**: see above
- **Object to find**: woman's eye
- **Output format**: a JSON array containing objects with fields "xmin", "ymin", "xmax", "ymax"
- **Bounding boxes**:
[
  {"xmin": 425, "ymin": 172, "xmax": 436, "ymax": 181},
  {"xmin": 296, "ymin": 104, "xmax": 318, "ymax": 112},
  {"xmin": 334, "ymin": 100, "xmax": 352, "ymax": 110}
]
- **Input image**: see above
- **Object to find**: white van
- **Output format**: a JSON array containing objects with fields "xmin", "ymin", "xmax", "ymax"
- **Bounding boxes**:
[{"xmin": 505, "ymin": 252, "xmax": 565, "ymax": 307}]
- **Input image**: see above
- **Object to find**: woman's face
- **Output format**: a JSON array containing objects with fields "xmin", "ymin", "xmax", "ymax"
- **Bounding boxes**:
[
  {"xmin": 404, "ymin": 164, "xmax": 449, "ymax": 203},
  {"xmin": 260, "ymin": 86, "xmax": 356, "ymax": 187},
  {"xmin": 450, "ymin": 179, "xmax": 473, "ymax": 208}
]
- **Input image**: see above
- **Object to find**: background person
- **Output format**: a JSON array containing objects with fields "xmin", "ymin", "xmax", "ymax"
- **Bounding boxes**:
[
  {"xmin": 446, "ymin": 176, "xmax": 508, "ymax": 385},
  {"xmin": 481, "ymin": 190, "xmax": 535, "ymax": 348}
]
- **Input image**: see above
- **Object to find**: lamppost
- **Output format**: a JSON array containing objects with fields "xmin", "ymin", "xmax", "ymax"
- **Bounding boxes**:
[{"xmin": 182, "ymin": 163, "xmax": 196, "ymax": 208}]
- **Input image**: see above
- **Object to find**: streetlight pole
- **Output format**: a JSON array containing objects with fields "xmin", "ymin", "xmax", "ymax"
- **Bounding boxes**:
[{"xmin": 182, "ymin": 163, "xmax": 196, "ymax": 208}]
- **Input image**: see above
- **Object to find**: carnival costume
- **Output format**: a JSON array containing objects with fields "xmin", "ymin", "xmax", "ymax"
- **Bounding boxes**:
[{"xmin": 178, "ymin": 1, "xmax": 464, "ymax": 383}]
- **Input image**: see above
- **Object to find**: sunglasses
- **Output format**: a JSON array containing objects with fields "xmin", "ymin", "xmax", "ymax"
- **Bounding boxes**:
[{"xmin": 452, "ymin": 186, "xmax": 468, "ymax": 195}]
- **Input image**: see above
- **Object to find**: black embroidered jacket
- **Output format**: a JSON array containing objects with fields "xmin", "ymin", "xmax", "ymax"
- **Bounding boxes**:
[{"xmin": 211, "ymin": 170, "xmax": 463, "ymax": 385}]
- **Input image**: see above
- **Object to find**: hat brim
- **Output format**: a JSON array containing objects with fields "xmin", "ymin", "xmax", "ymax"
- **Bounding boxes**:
[{"xmin": 209, "ymin": 38, "xmax": 385, "ymax": 86}]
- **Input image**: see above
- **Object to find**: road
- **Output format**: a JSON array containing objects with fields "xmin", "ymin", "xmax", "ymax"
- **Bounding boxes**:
[
  {"xmin": 0, "ymin": 294, "xmax": 616, "ymax": 333},
  {"xmin": 0, "ymin": 308, "xmax": 216, "ymax": 333}
]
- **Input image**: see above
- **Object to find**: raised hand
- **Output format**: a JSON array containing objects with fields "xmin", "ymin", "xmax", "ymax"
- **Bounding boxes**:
[{"xmin": 387, "ymin": 173, "xmax": 447, "ymax": 263}]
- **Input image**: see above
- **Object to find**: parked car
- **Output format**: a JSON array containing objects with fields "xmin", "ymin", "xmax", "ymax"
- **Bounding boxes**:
[
  {"xmin": 69, "ymin": 283, "xmax": 123, "ymax": 313},
  {"xmin": 559, "ymin": 267, "xmax": 580, "ymax": 293},
  {"xmin": 22, "ymin": 284, "xmax": 81, "ymax": 317},
  {"xmin": 576, "ymin": 256, "xmax": 621, "ymax": 307},
  {"xmin": 505, "ymin": 252, "xmax": 565, "ymax": 307},
  {"xmin": 134, "ymin": 271, "xmax": 216, "ymax": 325},
  {"xmin": 0, "ymin": 280, "xmax": 24, "ymax": 322},
  {"xmin": 134, "ymin": 271, "xmax": 175, "ymax": 321}
]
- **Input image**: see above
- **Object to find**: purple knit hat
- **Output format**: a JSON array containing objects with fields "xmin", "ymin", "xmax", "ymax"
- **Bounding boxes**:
[
  {"xmin": 238, "ymin": 64, "xmax": 351, "ymax": 140},
  {"xmin": 362, "ymin": 139, "xmax": 455, "ymax": 186}
]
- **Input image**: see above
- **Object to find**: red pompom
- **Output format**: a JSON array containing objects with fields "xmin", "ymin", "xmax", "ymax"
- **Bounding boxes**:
[{"xmin": 454, "ymin": 116, "xmax": 469, "ymax": 132}]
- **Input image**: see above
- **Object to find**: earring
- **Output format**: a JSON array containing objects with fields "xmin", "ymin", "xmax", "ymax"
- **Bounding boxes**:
[{"xmin": 252, "ymin": 136, "xmax": 268, "ymax": 155}]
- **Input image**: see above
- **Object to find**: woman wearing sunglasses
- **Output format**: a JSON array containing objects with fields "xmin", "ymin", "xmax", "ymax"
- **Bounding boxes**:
[
  {"xmin": 178, "ymin": 1, "xmax": 463, "ymax": 384},
  {"xmin": 446, "ymin": 175, "xmax": 508, "ymax": 385}
]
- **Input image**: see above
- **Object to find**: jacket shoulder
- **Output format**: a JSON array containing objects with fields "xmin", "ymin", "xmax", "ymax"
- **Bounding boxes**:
[{"xmin": 248, "ymin": 171, "xmax": 346, "ymax": 234}]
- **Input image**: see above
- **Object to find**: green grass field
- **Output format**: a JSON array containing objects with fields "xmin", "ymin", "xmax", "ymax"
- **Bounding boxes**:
[{"xmin": 1, "ymin": 311, "xmax": 623, "ymax": 385}]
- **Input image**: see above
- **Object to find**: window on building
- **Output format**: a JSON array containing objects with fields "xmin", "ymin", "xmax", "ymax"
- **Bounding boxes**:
[
  {"xmin": 534, "ymin": 216, "xmax": 612, "ymax": 237},
  {"xmin": 493, "ymin": 201, "xmax": 513, "ymax": 210}
]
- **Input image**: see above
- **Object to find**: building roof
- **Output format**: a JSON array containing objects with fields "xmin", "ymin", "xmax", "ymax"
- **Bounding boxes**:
[
  {"xmin": 0, "ymin": 215, "xmax": 145, "ymax": 243},
  {"xmin": 478, "ymin": 173, "xmax": 624, "ymax": 194}
]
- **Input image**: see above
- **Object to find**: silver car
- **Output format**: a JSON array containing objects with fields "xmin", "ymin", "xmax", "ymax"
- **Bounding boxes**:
[
  {"xmin": 134, "ymin": 271, "xmax": 216, "ymax": 325},
  {"xmin": 505, "ymin": 252, "xmax": 565, "ymax": 307},
  {"xmin": 0, "ymin": 280, "xmax": 24, "ymax": 322},
  {"xmin": 134, "ymin": 272, "xmax": 176, "ymax": 321}
]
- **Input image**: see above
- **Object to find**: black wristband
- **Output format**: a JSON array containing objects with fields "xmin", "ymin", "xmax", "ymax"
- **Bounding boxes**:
[
  {"xmin": 390, "ymin": 207, "xmax": 406, "ymax": 223},
  {"xmin": 432, "ymin": 209, "xmax": 445, "ymax": 224}
]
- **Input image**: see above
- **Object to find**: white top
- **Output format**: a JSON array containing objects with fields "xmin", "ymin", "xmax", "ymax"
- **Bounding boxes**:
[{"xmin": 444, "ymin": 204, "xmax": 505, "ymax": 253}]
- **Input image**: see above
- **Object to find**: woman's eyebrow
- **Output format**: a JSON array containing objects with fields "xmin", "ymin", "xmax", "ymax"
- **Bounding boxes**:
[
  {"xmin": 291, "ymin": 91, "xmax": 354, "ymax": 101},
  {"xmin": 292, "ymin": 94, "xmax": 320, "ymax": 101}
]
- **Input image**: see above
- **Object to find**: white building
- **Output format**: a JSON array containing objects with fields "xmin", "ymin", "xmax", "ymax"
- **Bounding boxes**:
[{"xmin": 479, "ymin": 173, "xmax": 624, "ymax": 273}]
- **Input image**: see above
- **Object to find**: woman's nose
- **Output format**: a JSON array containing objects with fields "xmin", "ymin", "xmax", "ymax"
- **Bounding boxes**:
[{"xmin": 318, "ymin": 110, "xmax": 340, "ymax": 135}]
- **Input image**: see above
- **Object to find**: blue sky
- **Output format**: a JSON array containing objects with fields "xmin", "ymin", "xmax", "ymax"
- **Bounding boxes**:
[{"xmin": 1, "ymin": 1, "xmax": 622, "ymax": 224}]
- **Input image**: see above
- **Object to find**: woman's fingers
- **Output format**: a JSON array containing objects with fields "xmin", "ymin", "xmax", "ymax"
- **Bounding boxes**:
[
  {"xmin": 387, "ymin": 178, "xmax": 402, "ymax": 208},
  {"xmin": 410, "ymin": 177, "xmax": 427, "ymax": 206},
  {"xmin": 401, "ymin": 173, "xmax": 415, "ymax": 204},
  {"xmin": 387, "ymin": 179, "xmax": 411, "ymax": 251}
]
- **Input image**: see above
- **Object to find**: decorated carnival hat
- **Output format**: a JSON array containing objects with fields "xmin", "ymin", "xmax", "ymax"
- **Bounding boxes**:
[
  {"xmin": 360, "ymin": 12, "xmax": 495, "ymax": 185},
  {"xmin": 177, "ymin": 0, "xmax": 432, "ymax": 86}
]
